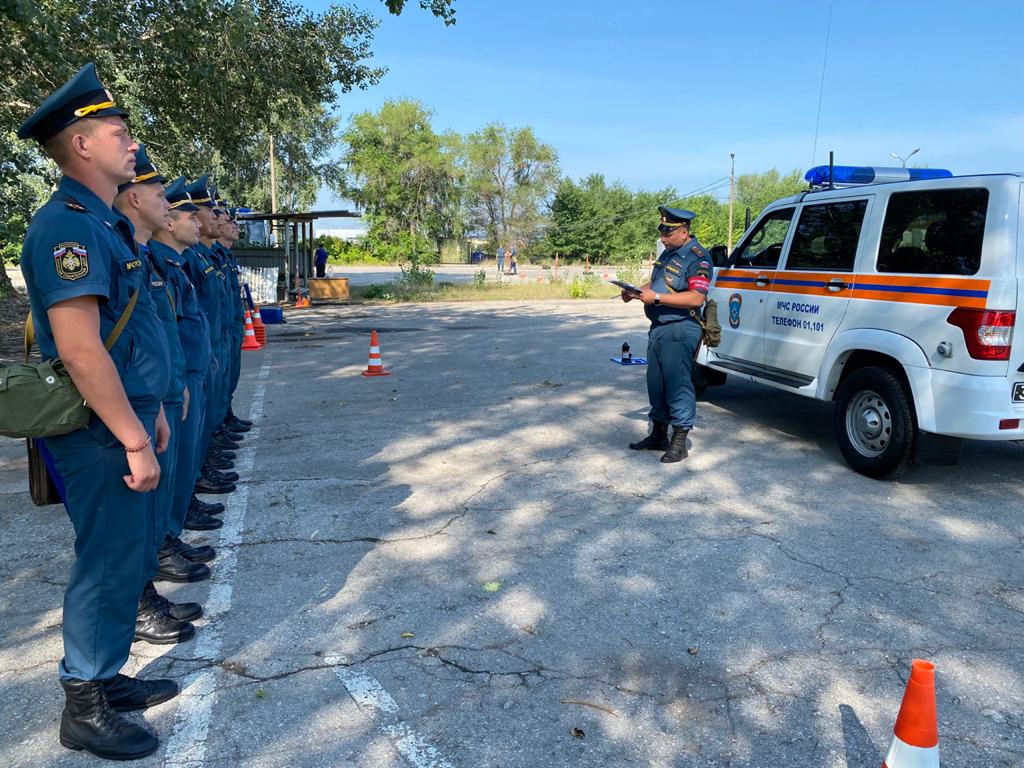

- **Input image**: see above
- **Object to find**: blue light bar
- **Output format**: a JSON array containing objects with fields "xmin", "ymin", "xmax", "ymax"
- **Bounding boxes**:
[{"xmin": 805, "ymin": 165, "xmax": 953, "ymax": 186}]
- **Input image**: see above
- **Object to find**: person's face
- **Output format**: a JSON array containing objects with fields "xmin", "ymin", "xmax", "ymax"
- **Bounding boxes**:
[
  {"xmin": 659, "ymin": 223, "xmax": 690, "ymax": 248},
  {"xmin": 196, "ymin": 206, "xmax": 216, "ymax": 237},
  {"xmin": 81, "ymin": 117, "xmax": 138, "ymax": 183},
  {"xmin": 169, "ymin": 211, "xmax": 200, "ymax": 246},
  {"xmin": 137, "ymin": 182, "xmax": 170, "ymax": 232}
]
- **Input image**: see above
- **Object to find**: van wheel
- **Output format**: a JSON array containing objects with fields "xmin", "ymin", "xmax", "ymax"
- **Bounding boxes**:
[{"xmin": 834, "ymin": 366, "xmax": 917, "ymax": 479}]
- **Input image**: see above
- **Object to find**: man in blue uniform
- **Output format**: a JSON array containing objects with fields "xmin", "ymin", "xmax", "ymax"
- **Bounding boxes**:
[
  {"xmin": 114, "ymin": 148, "xmax": 209, "ymax": 642},
  {"xmin": 218, "ymin": 211, "xmax": 254, "ymax": 435},
  {"xmin": 623, "ymin": 206, "xmax": 712, "ymax": 463},
  {"xmin": 151, "ymin": 177, "xmax": 220, "ymax": 562},
  {"xmin": 17, "ymin": 63, "xmax": 178, "ymax": 760}
]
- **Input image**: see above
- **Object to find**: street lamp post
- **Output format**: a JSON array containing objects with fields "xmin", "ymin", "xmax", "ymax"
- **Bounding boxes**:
[
  {"xmin": 727, "ymin": 153, "xmax": 736, "ymax": 253},
  {"xmin": 890, "ymin": 148, "xmax": 920, "ymax": 168}
]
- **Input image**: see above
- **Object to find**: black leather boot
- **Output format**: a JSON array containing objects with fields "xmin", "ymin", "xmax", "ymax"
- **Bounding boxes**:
[
  {"xmin": 169, "ymin": 535, "xmax": 216, "ymax": 564},
  {"xmin": 660, "ymin": 427, "xmax": 690, "ymax": 463},
  {"xmin": 202, "ymin": 466, "xmax": 239, "ymax": 483},
  {"xmin": 191, "ymin": 494, "xmax": 225, "ymax": 515},
  {"xmin": 101, "ymin": 673, "xmax": 180, "ymax": 712},
  {"xmin": 143, "ymin": 580, "xmax": 203, "ymax": 622},
  {"xmin": 185, "ymin": 506, "xmax": 224, "ymax": 530},
  {"xmin": 194, "ymin": 477, "xmax": 236, "ymax": 495},
  {"xmin": 59, "ymin": 678, "xmax": 159, "ymax": 759},
  {"xmin": 135, "ymin": 588, "xmax": 196, "ymax": 645},
  {"xmin": 205, "ymin": 454, "xmax": 234, "ymax": 471},
  {"xmin": 156, "ymin": 538, "xmax": 212, "ymax": 583},
  {"xmin": 629, "ymin": 422, "xmax": 670, "ymax": 451},
  {"xmin": 207, "ymin": 448, "xmax": 236, "ymax": 462}
]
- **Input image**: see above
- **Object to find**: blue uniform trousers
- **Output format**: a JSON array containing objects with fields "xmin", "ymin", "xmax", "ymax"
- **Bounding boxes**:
[
  {"xmin": 200, "ymin": 352, "xmax": 221, "ymax": 464},
  {"xmin": 227, "ymin": 326, "xmax": 242, "ymax": 412},
  {"xmin": 47, "ymin": 415, "xmax": 156, "ymax": 681},
  {"xmin": 647, "ymin": 319, "xmax": 702, "ymax": 429},
  {"xmin": 148, "ymin": 402, "xmax": 182, "ymax": 578},
  {"xmin": 172, "ymin": 375, "xmax": 206, "ymax": 537}
]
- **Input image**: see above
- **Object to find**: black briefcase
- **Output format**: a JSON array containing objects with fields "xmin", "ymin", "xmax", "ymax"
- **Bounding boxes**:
[{"xmin": 27, "ymin": 438, "xmax": 63, "ymax": 506}]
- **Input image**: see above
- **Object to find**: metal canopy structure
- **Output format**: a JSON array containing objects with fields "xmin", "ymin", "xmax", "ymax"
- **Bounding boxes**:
[{"xmin": 235, "ymin": 209, "xmax": 362, "ymax": 297}]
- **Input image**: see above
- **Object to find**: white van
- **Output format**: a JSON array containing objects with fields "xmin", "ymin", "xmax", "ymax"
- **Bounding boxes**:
[{"xmin": 696, "ymin": 165, "xmax": 1024, "ymax": 479}]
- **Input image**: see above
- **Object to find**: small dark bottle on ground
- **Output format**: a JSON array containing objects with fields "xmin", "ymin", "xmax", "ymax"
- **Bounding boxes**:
[{"xmin": 621, "ymin": 342, "xmax": 631, "ymax": 362}]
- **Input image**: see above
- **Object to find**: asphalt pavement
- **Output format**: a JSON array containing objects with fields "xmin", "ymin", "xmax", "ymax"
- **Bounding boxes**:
[{"xmin": 0, "ymin": 299, "xmax": 1021, "ymax": 767}]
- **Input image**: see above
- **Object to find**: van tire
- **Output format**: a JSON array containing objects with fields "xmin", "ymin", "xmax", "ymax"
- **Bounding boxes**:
[{"xmin": 834, "ymin": 366, "xmax": 917, "ymax": 480}]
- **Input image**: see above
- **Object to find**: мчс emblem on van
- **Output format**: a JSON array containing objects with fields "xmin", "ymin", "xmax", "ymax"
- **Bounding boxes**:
[
  {"xmin": 53, "ymin": 242, "xmax": 89, "ymax": 281},
  {"xmin": 728, "ymin": 293, "xmax": 742, "ymax": 329}
]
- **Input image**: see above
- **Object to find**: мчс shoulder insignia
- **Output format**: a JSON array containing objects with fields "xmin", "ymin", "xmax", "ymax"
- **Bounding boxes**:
[
  {"xmin": 65, "ymin": 201, "xmax": 87, "ymax": 212},
  {"xmin": 52, "ymin": 242, "xmax": 89, "ymax": 281}
]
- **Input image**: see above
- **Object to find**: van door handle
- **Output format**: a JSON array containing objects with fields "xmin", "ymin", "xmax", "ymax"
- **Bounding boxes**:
[
  {"xmin": 754, "ymin": 276, "xmax": 771, "ymax": 287},
  {"xmin": 825, "ymin": 279, "xmax": 848, "ymax": 292}
]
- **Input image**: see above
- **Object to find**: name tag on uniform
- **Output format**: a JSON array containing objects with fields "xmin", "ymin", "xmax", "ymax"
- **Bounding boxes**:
[
  {"xmin": 150, "ymin": 279, "xmax": 165, "ymax": 288},
  {"xmin": 203, "ymin": 266, "xmax": 215, "ymax": 275},
  {"xmin": 665, "ymin": 264, "xmax": 682, "ymax": 275},
  {"xmin": 123, "ymin": 259, "xmax": 143, "ymax": 272}
]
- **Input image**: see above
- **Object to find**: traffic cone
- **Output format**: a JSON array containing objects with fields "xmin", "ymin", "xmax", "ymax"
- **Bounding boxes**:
[
  {"xmin": 883, "ymin": 659, "xmax": 939, "ymax": 768},
  {"xmin": 241, "ymin": 310, "xmax": 261, "ymax": 350},
  {"xmin": 361, "ymin": 330, "xmax": 390, "ymax": 377},
  {"xmin": 252, "ymin": 305, "xmax": 267, "ymax": 346}
]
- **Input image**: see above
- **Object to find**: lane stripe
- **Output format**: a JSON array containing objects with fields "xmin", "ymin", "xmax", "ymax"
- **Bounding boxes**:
[{"xmin": 162, "ymin": 357, "xmax": 271, "ymax": 768}]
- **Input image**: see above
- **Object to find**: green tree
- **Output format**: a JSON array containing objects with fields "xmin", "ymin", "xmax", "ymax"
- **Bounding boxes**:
[
  {"xmin": 340, "ymin": 99, "xmax": 460, "ymax": 262},
  {"xmin": 459, "ymin": 123, "xmax": 559, "ymax": 249},
  {"xmin": 732, "ymin": 168, "xmax": 805, "ymax": 244}
]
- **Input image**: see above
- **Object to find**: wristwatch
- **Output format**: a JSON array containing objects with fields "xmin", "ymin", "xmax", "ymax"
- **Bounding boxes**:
[{"xmin": 654, "ymin": 293, "xmax": 661, "ymax": 306}]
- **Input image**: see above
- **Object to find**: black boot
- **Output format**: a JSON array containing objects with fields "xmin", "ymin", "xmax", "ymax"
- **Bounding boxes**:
[
  {"xmin": 225, "ymin": 415, "xmax": 252, "ymax": 432},
  {"xmin": 156, "ymin": 538, "xmax": 211, "ymax": 582},
  {"xmin": 59, "ymin": 678, "xmax": 159, "ymax": 759},
  {"xmin": 629, "ymin": 422, "xmax": 669, "ymax": 451},
  {"xmin": 169, "ymin": 535, "xmax": 216, "ymax": 564},
  {"xmin": 205, "ymin": 454, "xmax": 235, "ymax": 471},
  {"xmin": 212, "ymin": 433, "xmax": 241, "ymax": 450},
  {"xmin": 135, "ymin": 587, "xmax": 196, "ymax": 645},
  {"xmin": 194, "ymin": 477, "xmax": 236, "ymax": 495},
  {"xmin": 101, "ymin": 673, "xmax": 180, "ymax": 712},
  {"xmin": 143, "ymin": 580, "xmax": 203, "ymax": 622},
  {"xmin": 202, "ymin": 466, "xmax": 239, "ymax": 483},
  {"xmin": 208, "ymin": 448, "xmax": 237, "ymax": 462},
  {"xmin": 191, "ymin": 494, "xmax": 225, "ymax": 515},
  {"xmin": 185, "ymin": 506, "xmax": 224, "ymax": 530},
  {"xmin": 660, "ymin": 427, "xmax": 690, "ymax": 463}
]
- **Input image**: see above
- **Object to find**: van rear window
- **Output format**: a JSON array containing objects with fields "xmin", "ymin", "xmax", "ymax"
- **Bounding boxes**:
[{"xmin": 877, "ymin": 188, "xmax": 988, "ymax": 275}]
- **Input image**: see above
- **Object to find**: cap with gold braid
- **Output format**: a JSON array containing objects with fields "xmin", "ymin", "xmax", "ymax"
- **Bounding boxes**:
[
  {"xmin": 165, "ymin": 176, "xmax": 199, "ymax": 212},
  {"xmin": 658, "ymin": 205, "xmax": 696, "ymax": 233},
  {"xmin": 185, "ymin": 174, "xmax": 216, "ymax": 208},
  {"xmin": 117, "ymin": 144, "xmax": 165, "ymax": 193},
  {"xmin": 16, "ymin": 63, "xmax": 129, "ymax": 144}
]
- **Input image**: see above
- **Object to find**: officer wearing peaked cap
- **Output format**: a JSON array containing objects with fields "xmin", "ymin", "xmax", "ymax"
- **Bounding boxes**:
[
  {"xmin": 623, "ymin": 205, "xmax": 713, "ymax": 463},
  {"xmin": 17, "ymin": 63, "xmax": 178, "ymax": 760},
  {"xmin": 114, "ymin": 147, "xmax": 210, "ymax": 643}
]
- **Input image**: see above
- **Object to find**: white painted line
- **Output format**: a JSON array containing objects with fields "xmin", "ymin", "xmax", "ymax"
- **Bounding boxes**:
[
  {"xmin": 325, "ymin": 654, "xmax": 455, "ymax": 768},
  {"xmin": 380, "ymin": 723, "xmax": 456, "ymax": 768},
  {"xmin": 162, "ymin": 358, "xmax": 271, "ymax": 768}
]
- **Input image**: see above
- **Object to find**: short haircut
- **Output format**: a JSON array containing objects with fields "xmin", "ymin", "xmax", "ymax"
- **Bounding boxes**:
[{"xmin": 41, "ymin": 118, "xmax": 100, "ymax": 165}]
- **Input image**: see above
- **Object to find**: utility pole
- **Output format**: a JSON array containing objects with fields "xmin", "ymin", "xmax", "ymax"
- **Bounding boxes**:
[
  {"xmin": 727, "ymin": 153, "xmax": 736, "ymax": 253},
  {"xmin": 269, "ymin": 134, "xmax": 278, "ymax": 213}
]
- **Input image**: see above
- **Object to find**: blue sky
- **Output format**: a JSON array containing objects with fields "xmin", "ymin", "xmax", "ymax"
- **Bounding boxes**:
[{"xmin": 305, "ymin": 0, "xmax": 1024, "ymax": 208}]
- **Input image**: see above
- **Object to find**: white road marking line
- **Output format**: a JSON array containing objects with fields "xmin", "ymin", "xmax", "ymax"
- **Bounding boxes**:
[
  {"xmin": 162, "ymin": 358, "xmax": 271, "ymax": 768},
  {"xmin": 324, "ymin": 654, "xmax": 455, "ymax": 768}
]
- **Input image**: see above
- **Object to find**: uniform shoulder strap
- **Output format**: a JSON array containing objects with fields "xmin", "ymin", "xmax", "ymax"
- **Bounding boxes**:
[{"xmin": 24, "ymin": 288, "xmax": 139, "ymax": 361}]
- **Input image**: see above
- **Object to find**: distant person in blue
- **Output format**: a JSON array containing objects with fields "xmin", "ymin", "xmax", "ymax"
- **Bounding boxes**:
[
  {"xmin": 508, "ymin": 245, "xmax": 518, "ymax": 275},
  {"xmin": 16, "ymin": 62, "xmax": 179, "ymax": 760},
  {"xmin": 623, "ymin": 205, "xmax": 713, "ymax": 463},
  {"xmin": 314, "ymin": 243, "xmax": 328, "ymax": 278},
  {"xmin": 496, "ymin": 244, "xmax": 505, "ymax": 273}
]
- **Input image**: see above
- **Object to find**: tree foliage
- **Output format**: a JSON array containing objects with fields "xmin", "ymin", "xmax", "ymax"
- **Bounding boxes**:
[
  {"xmin": 457, "ymin": 124, "xmax": 560, "ymax": 248},
  {"xmin": 340, "ymin": 99, "xmax": 460, "ymax": 258}
]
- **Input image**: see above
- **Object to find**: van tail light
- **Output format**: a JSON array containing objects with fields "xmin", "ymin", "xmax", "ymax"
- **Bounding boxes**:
[{"xmin": 946, "ymin": 308, "xmax": 1015, "ymax": 360}]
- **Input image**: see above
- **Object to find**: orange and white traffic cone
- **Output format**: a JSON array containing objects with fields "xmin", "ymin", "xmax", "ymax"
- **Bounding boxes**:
[
  {"xmin": 252, "ymin": 305, "xmax": 267, "ymax": 346},
  {"xmin": 242, "ymin": 310, "xmax": 261, "ymax": 350},
  {"xmin": 883, "ymin": 659, "xmax": 940, "ymax": 768},
  {"xmin": 361, "ymin": 329, "xmax": 390, "ymax": 377}
]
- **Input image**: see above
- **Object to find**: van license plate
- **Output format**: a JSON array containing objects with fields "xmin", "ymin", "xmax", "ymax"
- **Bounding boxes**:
[{"xmin": 1014, "ymin": 383, "xmax": 1024, "ymax": 402}]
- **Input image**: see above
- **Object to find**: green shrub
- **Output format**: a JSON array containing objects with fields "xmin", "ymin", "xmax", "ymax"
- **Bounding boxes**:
[
  {"xmin": 568, "ymin": 273, "xmax": 601, "ymax": 298},
  {"xmin": 473, "ymin": 269, "xmax": 486, "ymax": 287}
]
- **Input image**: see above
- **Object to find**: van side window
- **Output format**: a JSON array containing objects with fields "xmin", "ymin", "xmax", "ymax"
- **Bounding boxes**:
[
  {"xmin": 730, "ymin": 207, "xmax": 795, "ymax": 268},
  {"xmin": 785, "ymin": 200, "xmax": 867, "ymax": 272},
  {"xmin": 877, "ymin": 188, "xmax": 988, "ymax": 275}
]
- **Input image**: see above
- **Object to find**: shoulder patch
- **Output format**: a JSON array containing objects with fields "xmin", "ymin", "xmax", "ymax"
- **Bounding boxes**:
[
  {"xmin": 65, "ymin": 201, "xmax": 87, "ymax": 213},
  {"xmin": 52, "ymin": 242, "xmax": 89, "ymax": 281}
]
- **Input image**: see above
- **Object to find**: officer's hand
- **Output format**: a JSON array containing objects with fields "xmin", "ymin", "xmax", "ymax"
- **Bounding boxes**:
[
  {"xmin": 155, "ymin": 407, "xmax": 171, "ymax": 454},
  {"xmin": 124, "ymin": 446, "xmax": 161, "ymax": 492},
  {"xmin": 621, "ymin": 289, "xmax": 634, "ymax": 303},
  {"xmin": 182, "ymin": 385, "xmax": 190, "ymax": 421},
  {"xmin": 638, "ymin": 288, "xmax": 658, "ymax": 305}
]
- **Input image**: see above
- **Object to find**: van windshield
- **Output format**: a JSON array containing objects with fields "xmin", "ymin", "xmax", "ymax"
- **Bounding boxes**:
[{"xmin": 877, "ymin": 188, "xmax": 988, "ymax": 275}]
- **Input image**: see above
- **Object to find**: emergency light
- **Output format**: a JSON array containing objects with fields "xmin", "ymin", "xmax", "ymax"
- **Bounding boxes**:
[{"xmin": 805, "ymin": 165, "xmax": 953, "ymax": 187}]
